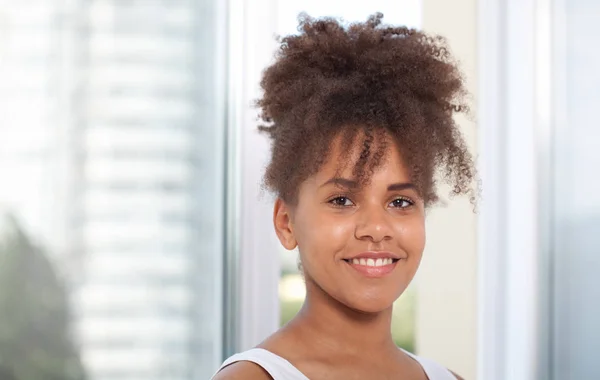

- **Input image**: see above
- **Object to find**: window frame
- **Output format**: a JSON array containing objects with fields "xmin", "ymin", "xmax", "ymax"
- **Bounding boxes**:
[
  {"xmin": 477, "ymin": 0, "xmax": 555, "ymax": 378},
  {"xmin": 222, "ymin": 0, "xmax": 282, "ymax": 360}
]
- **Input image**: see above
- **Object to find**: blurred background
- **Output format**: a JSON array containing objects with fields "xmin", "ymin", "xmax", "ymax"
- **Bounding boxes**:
[{"xmin": 0, "ymin": 0, "xmax": 598, "ymax": 379}]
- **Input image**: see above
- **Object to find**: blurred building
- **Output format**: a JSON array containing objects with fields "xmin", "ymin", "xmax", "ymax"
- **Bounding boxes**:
[{"xmin": 0, "ymin": 1, "xmax": 224, "ymax": 379}]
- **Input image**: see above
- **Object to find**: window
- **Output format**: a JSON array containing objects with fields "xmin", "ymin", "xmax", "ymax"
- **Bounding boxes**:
[
  {"xmin": 0, "ymin": 1, "xmax": 227, "ymax": 379},
  {"xmin": 548, "ymin": 0, "xmax": 600, "ymax": 378}
]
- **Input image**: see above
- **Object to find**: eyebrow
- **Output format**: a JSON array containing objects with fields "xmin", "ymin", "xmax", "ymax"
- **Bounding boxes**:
[{"xmin": 319, "ymin": 177, "xmax": 417, "ymax": 192}]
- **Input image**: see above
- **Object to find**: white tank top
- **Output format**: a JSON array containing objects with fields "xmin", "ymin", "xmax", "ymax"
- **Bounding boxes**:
[{"xmin": 212, "ymin": 348, "xmax": 457, "ymax": 379}]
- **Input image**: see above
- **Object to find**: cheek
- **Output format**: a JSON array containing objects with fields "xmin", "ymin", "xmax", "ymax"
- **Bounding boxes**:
[
  {"xmin": 299, "ymin": 215, "xmax": 353, "ymax": 254},
  {"xmin": 294, "ymin": 212, "xmax": 354, "ymax": 268},
  {"xmin": 320, "ymin": 215, "xmax": 354, "ymax": 245},
  {"xmin": 397, "ymin": 217, "xmax": 426, "ymax": 255}
]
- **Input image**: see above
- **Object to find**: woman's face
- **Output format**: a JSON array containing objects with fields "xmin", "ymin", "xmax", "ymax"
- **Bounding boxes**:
[{"xmin": 275, "ymin": 133, "xmax": 426, "ymax": 313}]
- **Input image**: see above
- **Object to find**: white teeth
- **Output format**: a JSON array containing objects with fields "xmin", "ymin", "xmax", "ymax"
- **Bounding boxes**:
[{"xmin": 351, "ymin": 258, "xmax": 395, "ymax": 266}]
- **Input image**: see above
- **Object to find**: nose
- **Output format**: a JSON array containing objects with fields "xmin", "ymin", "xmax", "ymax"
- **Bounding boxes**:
[{"xmin": 354, "ymin": 203, "xmax": 393, "ymax": 243}]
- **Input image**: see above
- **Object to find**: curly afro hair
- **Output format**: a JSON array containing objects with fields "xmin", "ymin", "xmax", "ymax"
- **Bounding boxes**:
[{"xmin": 257, "ymin": 13, "xmax": 476, "ymax": 206}]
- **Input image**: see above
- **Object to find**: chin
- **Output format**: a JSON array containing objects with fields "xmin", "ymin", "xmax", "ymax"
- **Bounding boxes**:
[{"xmin": 342, "ymin": 295, "xmax": 396, "ymax": 314}]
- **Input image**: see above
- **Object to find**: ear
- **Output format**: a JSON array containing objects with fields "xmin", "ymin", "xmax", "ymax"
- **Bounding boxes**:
[{"xmin": 273, "ymin": 198, "xmax": 297, "ymax": 250}]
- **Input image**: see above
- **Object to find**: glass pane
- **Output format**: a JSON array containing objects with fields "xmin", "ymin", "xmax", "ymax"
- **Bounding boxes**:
[
  {"xmin": 0, "ymin": 1, "xmax": 226, "ymax": 379},
  {"xmin": 551, "ymin": 0, "xmax": 600, "ymax": 378},
  {"xmin": 274, "ymin": 0, "xmax": 421, "ymax": 354}
]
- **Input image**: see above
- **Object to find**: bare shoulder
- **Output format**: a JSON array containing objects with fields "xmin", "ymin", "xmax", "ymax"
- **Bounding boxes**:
[
  {"xmin": 449, "ymin": 369, "xmax": 465, "ymax": 380},
  {"xmin": 212, "ymin": 361, "xmax": 273, "ymax": 380}
]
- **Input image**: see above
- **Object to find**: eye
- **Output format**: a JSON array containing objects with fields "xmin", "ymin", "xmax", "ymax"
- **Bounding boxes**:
[
  {"xmin": 390, "ymin": 197, "xmax": 413, "ymax": 208},
  {"xmin": 329, "ymin": 196, "xmax": 355, "ymax": 207}
]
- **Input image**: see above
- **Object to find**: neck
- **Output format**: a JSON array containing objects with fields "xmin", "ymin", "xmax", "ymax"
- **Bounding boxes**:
[{"xmin": 287, "ymin": 276, "xmax": 398, "ymax": 357}]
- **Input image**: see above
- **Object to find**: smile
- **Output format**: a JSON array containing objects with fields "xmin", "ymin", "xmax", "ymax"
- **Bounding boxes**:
[
  {"xmin": 342, "ymin": 257, "xmax": 401, "ymax": 277},
  {"xmin": 345, "ymin": 258, "xmax": 395, "ymax": 266}
]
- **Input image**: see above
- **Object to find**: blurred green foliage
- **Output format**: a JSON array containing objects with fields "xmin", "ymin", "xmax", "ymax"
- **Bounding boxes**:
[{"xmin": 0, "ymin": 214, "xmax": 86, "ymax": 380}]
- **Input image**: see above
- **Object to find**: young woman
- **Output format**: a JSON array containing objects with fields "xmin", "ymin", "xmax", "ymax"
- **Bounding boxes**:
[{"xmin": 214, "ymin": 13, "xmax": 474, "ymax": 380}]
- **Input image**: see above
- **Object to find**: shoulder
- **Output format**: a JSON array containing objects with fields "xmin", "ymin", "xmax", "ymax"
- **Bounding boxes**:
[
  {"xmin": 402, "ymin": 349, "xmax": 462, "ymax": 380},
  {"xmin": 449, "ymin": 369, "xmax": 464, "ymax": 380},
  {"xmin": 213, "ymin": 361, "xmax": 273, "ymax": 380}
]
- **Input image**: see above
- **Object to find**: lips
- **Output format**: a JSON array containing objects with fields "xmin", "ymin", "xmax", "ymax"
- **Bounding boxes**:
[
  {"xmin": 345, "ymin": 251, "xmax": 403, "ymax": 260},
  {"xmin": 342, "ymin": 251, "xmax": 403, "ymax": 278}
]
